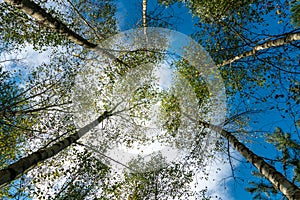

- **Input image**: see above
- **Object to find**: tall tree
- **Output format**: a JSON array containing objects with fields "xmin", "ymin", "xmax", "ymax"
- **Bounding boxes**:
[
  {"xmin": 0, "ymin": 110, "xmax": 112, "ymax": 188},
  {"xmin": 159, "ymin": 84, "xmax": 300, "ymax": 199},
  {"xmin": 2, "ymin": 0, "xmax": 300, "ymax": 199},
  {"xmin": 200, "ymin": 121, "xmax": 300, "ymax": 199},
  {"xmin": 246, "ymin": 127, "xmax": 300, "ymax": 199},
  {"xmin": 218, "ymin": 31, "xmax": 300, "ymax": 67}
]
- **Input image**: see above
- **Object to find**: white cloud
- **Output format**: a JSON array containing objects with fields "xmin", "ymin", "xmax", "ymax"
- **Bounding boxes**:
[
  {"xmin": 0, "ymin": 43, "xmax": 57, "ymax": 92},
  {"xmin": 191, "ymin": 153, "xmax": 237, "ymax": 200},
  {"xmin": 154, "ymin": 60, "xmax": 174, "ymax": 89},
  {"xmin": 1, "ymin": 43, "xmax": 52, "ymax": 71}
]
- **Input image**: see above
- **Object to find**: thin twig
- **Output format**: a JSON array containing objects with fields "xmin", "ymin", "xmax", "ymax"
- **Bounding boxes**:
[
  {"xmin": 74, "ymin": 141, "xmax": 137, "ymax": 173},
  {"xmin": 227, "ymin": 140, "xmax": 235, "ymax": 179}
]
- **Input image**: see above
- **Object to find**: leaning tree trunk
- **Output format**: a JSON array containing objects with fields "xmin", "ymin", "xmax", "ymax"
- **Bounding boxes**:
[
  {"xmin": 200, "ymin": 121, "xmax": 300, "ymax": 200},
  {"xmin": 4, "ymin": 0, "xmax": 96, "ymax": 49},
  {"xmin": 3, "ymin": 0, "xmax": 128, "ymax": 67},
  {"xmin": 218, "ymin": 31, "xmax": 300, "ymax": 67},
  {"xmin": 0, "ymin": 111, "xmax": 112, "ymax": 188}
]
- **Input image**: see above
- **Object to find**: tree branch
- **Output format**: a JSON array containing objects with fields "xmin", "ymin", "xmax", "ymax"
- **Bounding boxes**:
[{"xmin": 218, "ymin": 31, "xmax": 300, "ymax": 67}]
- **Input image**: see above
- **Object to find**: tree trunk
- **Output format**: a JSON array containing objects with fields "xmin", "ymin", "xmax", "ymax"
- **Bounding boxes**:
[
  {"xmin": 4, "ymin": 0, "xmax": 97, "ymax": 49},
  {"xmin": 142, "ymin": 0, "xmax": 148, "ymax": 49},
  {"xmin": 142, "ymin": 0, "xmax": 147, "ymax": 29},
  {"xmin": 200, "ymin": 121, "xmax": 300, "ymax": 200},
  {"xmin": 0, "ymin": 111, "xmax": 112, "ymax": 188},
  {"xmin": 218, "ymin": 31, "xmax": 300, "ymax": 67},
  {"xmin": 3, "ymin": 0, "xmax": 129, "ymax": 67}
]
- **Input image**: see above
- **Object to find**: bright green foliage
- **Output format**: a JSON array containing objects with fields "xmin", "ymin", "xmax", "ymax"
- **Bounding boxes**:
[
  {"xmin": 64, "ymin": 0, "xmax": 118, "ymax": 43},
  {"xmin": 267, "ymin": 127, "xmax": 300, "ymax": 183},
  {"xmin": 0, "ymin": 51, "xmax": 79, "ymax": 197},
  {"xmin": 0, "ymin": 3, "xmax": 66, "ymax": 51},
  {"xmin": 1, "ymin": 0, "xmax": 300, "ymax": 199},
  {"xmin": 171, "ymin": 0, "xmax": 280, "ymax": 100},
  {"xmin": 113, "ymin": 50, "xmax": 164, "ymax": 78},
  {"xmin": 0, "ymin": 68, "xmax": 31, "ymax": 198},
  {"xmin": 0, "ymin": 0, "xmax": 117, "ymax": 51},
  {"xmin": 0, "ymin": 68, "xmax": 27, "ymax": 168},
  {"xmin": 54, "ymin": 150, "xmax": 110, "ymax": 200},
  {"xmin": 159, "ymin": 0, "xmax": 257, "ymax": 23},
  {"xmin": 291, "ymin": 0, "xmax": 300, "ymax": 27},
  {"xmin": 160, "ymin": 92, "xmax": 181, "ymax": 133},
  {"xmin": 289, "ymin": 81, "xmax": 300, "ymax": 104},
  {"xmin": 176, "ymin": 59, "xmax": 209, "ymax": 105},
  {"xmin": 104, "ymin": 154, "xmax": 195, "ymax": 199}
]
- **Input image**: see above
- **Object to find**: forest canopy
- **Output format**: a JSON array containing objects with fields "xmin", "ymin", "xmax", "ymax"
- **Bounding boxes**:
[{"xmin": 0, "ymin": 0, "xmax": 300, "ymax": 199}]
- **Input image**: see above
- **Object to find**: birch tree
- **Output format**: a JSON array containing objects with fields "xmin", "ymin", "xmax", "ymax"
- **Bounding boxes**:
[
  {"xmin": 159, "ymin": 89, "xmax": 300, "ymax": 199},
  {"xmin": 1, "ymin": 0, "xmax": 300, "ymax": 199}
]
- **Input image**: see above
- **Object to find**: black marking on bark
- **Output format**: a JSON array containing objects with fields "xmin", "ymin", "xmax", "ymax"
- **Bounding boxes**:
[{"xmin": 7, "ymin": 168, "xmax": 17, "ymax": 179}]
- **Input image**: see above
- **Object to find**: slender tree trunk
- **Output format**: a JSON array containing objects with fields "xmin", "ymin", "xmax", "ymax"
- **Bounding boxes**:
[
  {"xmin": 142, "ymin": 0, "xmax": 148, "ymax": 47},
  {"xmin": 218, "ymin": 31, "xmax": 300, "ymax": 67},
  {"xmin": 199, "ymin": 121, "xmax": 300, "ymax": 200},
  {"xmin": 0, "ymin": 111, "xmax": 112, "ymax": 188},
  {"xmin": 142, "ymin": 0, "xmax": 147, "ymax": 29}
]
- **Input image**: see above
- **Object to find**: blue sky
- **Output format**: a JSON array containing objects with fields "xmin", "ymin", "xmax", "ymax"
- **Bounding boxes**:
[
  {"xmin": 116, "ymin": 0, "xmax": 198, "ymax": 34},
  {"xmin": 114, "ymin": 0, "xmax": 299, "ymax": 199}
]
